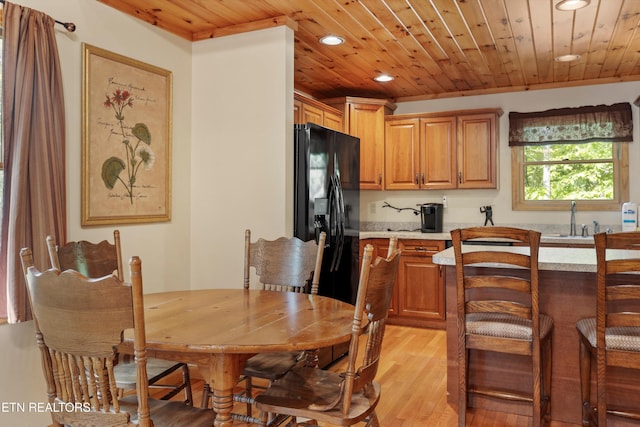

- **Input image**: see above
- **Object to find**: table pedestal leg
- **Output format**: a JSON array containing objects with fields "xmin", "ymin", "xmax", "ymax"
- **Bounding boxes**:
[
  {"xmin": 212, "ymin": 392, "xmax": 234, "ymax": 426},
  {"xmin": 210, "ymin": 353, "xmax": 241, "ymax": 427}
]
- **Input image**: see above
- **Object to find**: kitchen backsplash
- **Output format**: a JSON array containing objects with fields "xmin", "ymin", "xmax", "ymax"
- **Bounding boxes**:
[{"xmin": 360, "ymin": 192, "xmax": 626, "ymax": 236}]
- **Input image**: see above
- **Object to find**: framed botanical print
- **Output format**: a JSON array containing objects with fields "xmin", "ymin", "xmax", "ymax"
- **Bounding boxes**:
[{"xmin": 82, "ymin": 43, "xmax": 172, "ymax": 225}]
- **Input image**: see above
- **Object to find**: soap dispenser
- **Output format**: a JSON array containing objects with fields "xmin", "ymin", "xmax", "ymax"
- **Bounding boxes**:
[{"xmin": 622, "ymin": 202, "xmax": 637, "ymax": 232}]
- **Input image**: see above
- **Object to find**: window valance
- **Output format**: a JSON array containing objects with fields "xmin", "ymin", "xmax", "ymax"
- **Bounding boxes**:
[{"xmin": 508, "ymin": 102, "xmax": 633, "ymax": 146}]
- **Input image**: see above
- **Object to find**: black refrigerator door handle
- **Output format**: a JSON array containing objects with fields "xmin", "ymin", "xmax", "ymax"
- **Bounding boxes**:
[
  {"xmin": 333, "ymin": 175, "xmax": 345, "ymax": 271},
  {"xmin": 328, "ymin": 175, "xmax": 341, "ymax": 272},
  {"xmin": 326, "ymin": 175, "xmax": 337, "ymax": 270}
]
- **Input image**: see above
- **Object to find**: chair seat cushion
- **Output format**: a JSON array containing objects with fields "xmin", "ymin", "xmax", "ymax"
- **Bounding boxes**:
[
  {"xmin": 466, "ymin": 312, "xmax": 553, "ymax": 340},
  {"xmin": 576, "ymin": 317, "xmax": 640, "ymax": 351},
  {"xmin": 242, "ymin": 351, "xmax": 302, "ymax": 380}
]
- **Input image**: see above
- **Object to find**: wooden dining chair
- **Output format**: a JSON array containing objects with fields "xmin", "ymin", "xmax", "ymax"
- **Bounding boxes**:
[
  {"xmin": 47, "ymin": 231, "xmax": 124, "ymax": 280},
  {"xmin": 202, "ymin": 229, "xmax": 327, "ymax": 419},
  {"xmin": 253, "ymin": 238, "xmax": 401, "ymax": 426},
  {"xmin": 451, "ymin": 227, "xmax": 553, "ymax": 427},
  {"xmin": 577, "ymin": 231, "xmax": 640, "ymax": 426},
  {"xmin": 46, "ymin": 231, "xmax": 193, "ymax": 405},
  {"xmin": 19, "ymin": 249, "xmax": 214, "ymax": 427}
]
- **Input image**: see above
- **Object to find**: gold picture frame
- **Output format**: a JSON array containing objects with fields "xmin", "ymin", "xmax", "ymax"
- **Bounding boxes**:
[{"xmin": 82, "ymin": 43, "xmax": 172, "ymax": 225}]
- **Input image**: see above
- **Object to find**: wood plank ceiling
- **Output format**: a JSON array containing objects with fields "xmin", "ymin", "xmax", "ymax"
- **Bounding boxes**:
[{"xmin": 98, "ymin": 0, "xmax": 640, "ymax": 102}]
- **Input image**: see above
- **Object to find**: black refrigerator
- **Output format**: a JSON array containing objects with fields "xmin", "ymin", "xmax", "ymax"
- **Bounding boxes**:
[{"xmin": 294, "ymin": 122, "xmax": 360, "ymax": 306}]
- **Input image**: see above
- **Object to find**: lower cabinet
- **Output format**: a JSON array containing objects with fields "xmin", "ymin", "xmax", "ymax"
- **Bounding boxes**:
[{"xmin": 360, "ymin": 238, "xmax": 446, "ymax": 329}]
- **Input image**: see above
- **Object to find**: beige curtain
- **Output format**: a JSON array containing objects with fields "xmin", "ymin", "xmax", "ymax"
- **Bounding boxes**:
[{"xmin": 0, "ymin": 2, "xmax": 67, "ymax": 322}]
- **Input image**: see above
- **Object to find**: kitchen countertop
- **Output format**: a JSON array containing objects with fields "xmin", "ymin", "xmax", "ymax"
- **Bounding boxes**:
[
  {"xmin": 432, "ymin": 245, "xmax": 599, "ymax": 272},
  {"xmin": 360, "ymin": 231, "xmax": 629, "ymax": 273},
  {"xmin": 360, "ymin": 230, "xmax": 451, "ymax": 240},
  {"xmin": 359, "ymin": 230, "xmax": 595, "ymax": 245}
]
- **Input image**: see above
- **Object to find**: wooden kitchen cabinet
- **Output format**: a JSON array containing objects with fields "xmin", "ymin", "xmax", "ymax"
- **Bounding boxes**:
[
  {"xmin": 385, "ymin": 117, "xmax": 456, "ymax": 189},
  {"xmin": 384, "ymin": 118, "xmax": 420, "ymax": 190},
  {"xmin": 360, "ymin": 238, "xmax": 446, "ymax": 329},
  {"xmin": 395, "ymin": 239, "xmax": 446, "ymax": 329},
  {"xmin": 294, "ymin": 92, "xmax": 343, "ymax": 131},
  {"xmin": 384, "ymin": 108, "xmax": 502, "ymax": 190},
  {"xmin": 323, "ymin": 97, "xmax": 397, "ymax": 190},
  {"xmin": 456, "ymin": 112, "xmax": 498, "ymax": 189}
]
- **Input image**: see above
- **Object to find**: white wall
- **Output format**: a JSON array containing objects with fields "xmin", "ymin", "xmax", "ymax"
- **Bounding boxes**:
[
  {"xmin": 190, "ymin": 26, "xmax": 294, "ymax": 289},
  {"xmin": 0, "ymin": 321, "xmax": 49, "ymax": 426},
  {"xmin": 15, "ymin": 0, "xmax": 195, "ymax": 292},
  {"xmin": 1, "ymin": 4, "xmax": 295, "ymax": 423},
  {"xmin": 361, "ymin": 81, "xmax": 640, "ymax": 231},
  {"xmin": 1, "ymin": 1, "xmax": 194, "ymax": 424}
]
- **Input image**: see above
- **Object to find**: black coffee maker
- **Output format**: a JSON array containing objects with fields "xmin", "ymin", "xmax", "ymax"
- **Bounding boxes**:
[{"xmin": 420, "ymin": 203, "xmax": 444, "ymax": 233}]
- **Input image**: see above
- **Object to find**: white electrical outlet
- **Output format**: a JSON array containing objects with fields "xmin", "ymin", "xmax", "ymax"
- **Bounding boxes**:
[{"xmin": 442, "ymin": 195, "xmax": 448, "ymax": 208}]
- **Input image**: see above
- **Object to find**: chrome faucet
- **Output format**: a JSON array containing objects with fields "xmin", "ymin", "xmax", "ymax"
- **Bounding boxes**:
[
  {"xmin": 570, "ymin": 201, "xmax": 577, "ymax": 236},
  {"xmin": 593, "ymin": 220, "xmax": 600, "ymax": 234}
]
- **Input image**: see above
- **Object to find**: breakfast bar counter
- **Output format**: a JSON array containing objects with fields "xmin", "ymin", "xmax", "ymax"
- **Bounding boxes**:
[{"xmin": 433, "ymin": 245, "xmax": 640, "ymax": 425}]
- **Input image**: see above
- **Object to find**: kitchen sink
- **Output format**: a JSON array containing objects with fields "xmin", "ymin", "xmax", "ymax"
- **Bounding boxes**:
[{"xmin": 541, "ymin": 234, "xmax": 594, "ymax": 241}]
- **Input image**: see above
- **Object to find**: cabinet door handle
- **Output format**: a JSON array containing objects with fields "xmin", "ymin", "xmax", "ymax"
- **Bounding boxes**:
[
  {"xmin": 378, "ymin": 173, "xmax": 382, "ymax": 185},
  {"xmin": 415, "ymin": 174, "xmax": 420, "ymax": 185},
  {"xmin": 421, "ymin": 173, "xmax": 425, "ymax": 185},
  {"xmin": 458, "ymin": 172, "xmax": 462, "ymax": 184}
]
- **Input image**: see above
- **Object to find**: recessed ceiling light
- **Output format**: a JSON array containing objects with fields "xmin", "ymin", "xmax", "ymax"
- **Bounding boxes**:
[
  {"xmin": 555, "ymin": 54, "xmax": 581, "ymax": 62},
  {"xmin": 555, "ymin": 0, "xmax": 590, "ymax": 11},
  {"xmin": 374, "ymin": 74, "xmax": 394, "ymax": 82},
  {"xmin": 319, "ymin": 35, "xmax": 344, "ymax": 46}
]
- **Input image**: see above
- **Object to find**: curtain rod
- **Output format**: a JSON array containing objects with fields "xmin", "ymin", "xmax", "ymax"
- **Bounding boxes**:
[{"xmin": 0, "ymin": 0, "xmax": 76, "ymax": 32}]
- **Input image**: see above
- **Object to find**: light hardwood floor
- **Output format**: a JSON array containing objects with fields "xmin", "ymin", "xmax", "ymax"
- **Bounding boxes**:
[{"xmin": 159, "ymin": 325, "xmax": 579, "ymax": 427}]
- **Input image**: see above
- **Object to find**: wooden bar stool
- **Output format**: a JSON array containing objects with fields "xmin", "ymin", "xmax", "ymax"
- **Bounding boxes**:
[
  {"xmin": 577, "ymin": 231, "xmax": 640, "ymax": 426},
  {"xmin": 451, "ymin": 226, "xmax": 553, "ymax": 426}
]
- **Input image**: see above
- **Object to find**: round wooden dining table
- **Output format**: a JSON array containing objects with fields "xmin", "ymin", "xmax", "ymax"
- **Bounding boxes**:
[{"xmin": 121, "ymin": 289, "xmax": 356, "ymax": 426}]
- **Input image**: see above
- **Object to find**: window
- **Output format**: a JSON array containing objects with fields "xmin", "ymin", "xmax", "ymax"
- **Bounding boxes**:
[{"xmin": 510, "ymin": 103, "xmax": 632, "ymax": 211}]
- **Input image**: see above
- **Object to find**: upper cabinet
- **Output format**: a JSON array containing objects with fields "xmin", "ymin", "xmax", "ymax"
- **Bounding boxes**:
[
  {"xmin": 385, "ymin": 109, "xmax": 502, "ymax": 190},
  {"xmin": 385, "ymin": 117, "xmax": 457, "ymax": 190},
  {"xmin": 384, "ymin": 118, "xmax": 420, "ymax": 190},
  {"xmin": 323, "ymin": 97, "xmax": 397, "ymax": 190},
  {"xmin": 294, "ymin": 93, "xmax": 501, "ymax": 192},
  {"xmin": 456, "ymin": 112, "xmax": 499, "ymax": 189},
  {"xmin": 294, "ymin": 93, "xmax": 343, "ymax": 131}
]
